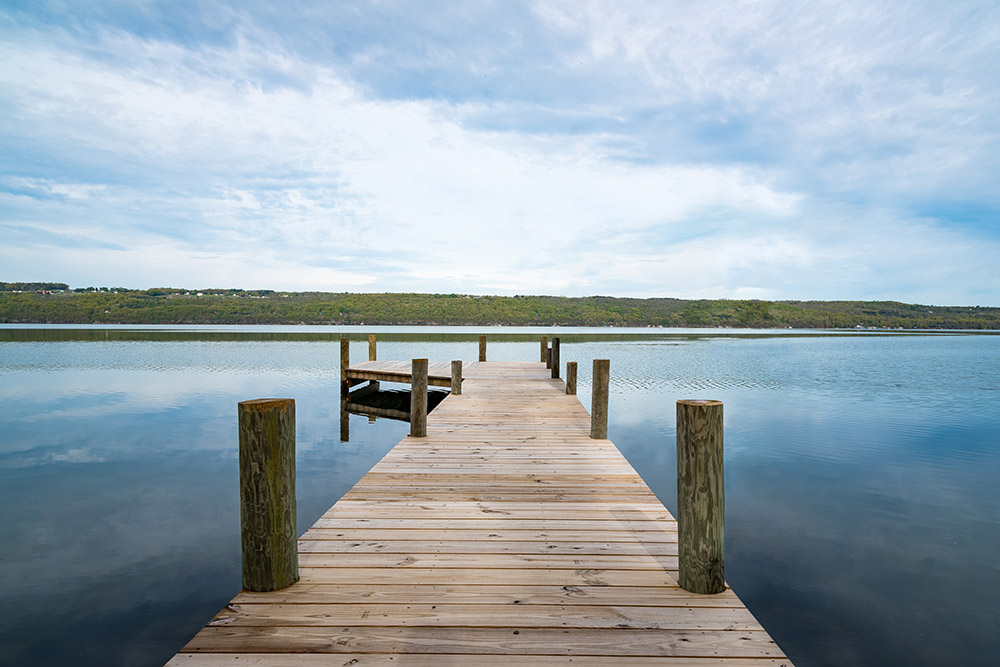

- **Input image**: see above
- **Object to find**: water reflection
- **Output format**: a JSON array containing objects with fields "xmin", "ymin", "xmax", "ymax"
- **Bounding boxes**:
[
  {"xmin": 1, "ymin": 327, "xmax": 999, "ymax": 666},
  {"xmin": 338, "ymin": 384, "xmax": 449, "ymax": 441}
]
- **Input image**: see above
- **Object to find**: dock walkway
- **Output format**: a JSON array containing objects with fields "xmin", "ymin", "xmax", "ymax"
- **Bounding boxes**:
[{"xmin": 169, "ymin": 361, "xmax": 790, "ymax": 665}]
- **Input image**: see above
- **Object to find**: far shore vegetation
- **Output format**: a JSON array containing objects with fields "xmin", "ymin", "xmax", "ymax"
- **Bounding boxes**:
[{"xmin": 1, "ymin": 282, "xmax": 998, "ymax": 330}]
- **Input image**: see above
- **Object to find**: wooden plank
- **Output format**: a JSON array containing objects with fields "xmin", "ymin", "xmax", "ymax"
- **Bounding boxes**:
[
  {"xmin": 207, "ymin": 603, "xmax": 762, "ymax": 630},
  {"xmin": 181, "ymin": 627, "xmax": 785, "ymax": 657},
  {"xmin": 169, "ymin": 654, "xmax": 793, "ymax": 666},
  {"xmin": 171, "ymin": 360, "xmax": 790, "ymax": 665},
  {"xmin": 230, "ymin": 584, "xmax": 745, "ymax": 607}
]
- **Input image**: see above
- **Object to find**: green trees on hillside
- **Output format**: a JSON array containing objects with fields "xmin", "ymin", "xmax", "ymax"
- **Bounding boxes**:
[{"xmin": 0, "ymin": 288, "xmax": 997, "ymax": 329}]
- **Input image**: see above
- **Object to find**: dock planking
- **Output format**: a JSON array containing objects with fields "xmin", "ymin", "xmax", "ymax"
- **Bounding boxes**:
[{"xmin": 169, "ymin": 361, "xmax": 791, "ymax": 666}]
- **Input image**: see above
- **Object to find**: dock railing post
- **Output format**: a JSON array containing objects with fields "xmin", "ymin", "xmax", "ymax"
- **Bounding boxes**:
[
  {"xmin": 238, "ymin": 398, "xmax": 298, "ymax": 592},
  {"xmin": 368, "ymin": 334, "xmax": 377, "ymax": 361},
  {"xmin": 551, "ymin": 337, "xmax": 561, "ymax": 379},
  {"xmin": 479, "ymin": 335, "xmax": 487, "ymax": 362},
  {"xmin": 676, "ymin": 399, "xmax": 725, "ymax": 595},
  {"xmin": 540, "ymin": 336, "xmax": 548, "ymax": 363},
  {"xmin": 566, "ymin": 361, "xmax": 577, "ymax": 395},
  {"xmin": 340, "ymin": 335, "xmax": 350, "ymax": 396},
  {"xmin": 590, "ymin": 359, "xmax": 610, "ymax": 439},
  {"xmin": 410, "ymin": 358, "xmax": 428, "ymax": 437},
  {"xmin": 451, "ymin": 360, "xmax": 463, "ymax": 395}
]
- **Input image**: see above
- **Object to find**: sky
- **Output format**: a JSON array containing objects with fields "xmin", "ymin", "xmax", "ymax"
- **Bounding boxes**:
[{"xmin": 1, "ymin": 1, "xmax": 998, "ymax": 303}]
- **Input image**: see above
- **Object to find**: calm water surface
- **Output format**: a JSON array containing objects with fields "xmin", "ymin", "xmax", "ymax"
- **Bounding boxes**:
[{"xmin": 1, "ymin": 325, "xmax": 999, "ymax": 665}]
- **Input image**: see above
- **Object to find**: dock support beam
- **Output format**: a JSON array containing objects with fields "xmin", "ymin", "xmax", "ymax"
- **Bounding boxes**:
[
  {"xmin": 238, "ymin": 398, "xmax": 298, "ymax": 592},
  {"xmin": 368, "ymin": 334, "xmax": 377, "ymax": 361},
  {"xmin": 566, "ymin": 361, "xmax": 577, "ymax": 395},
  {"xmin": 410, "ymin": 358, "xmax": 428, "ymax": 437},
  {"xmin": 550, "ymin": 337, "xmax": 561, "ymax": 379},
  {"xmin": 451, "ymin": 360, "xmax": 463, "ymax": 395},
  {"xmin": 540, "ymin": 336, "xmax": 548, "ymax": 363},
  {"xmin": 590, "ymin": 359, "xmax": 610, "ymax": 439},
  {"xmin": 340, "ymin": 335, "xmax": 350, "ymax": 396},
  {"xmin": 479, "ymin": 335, "xmax": 487, "ymax": 362},
  {"xmin": 677, "ymin": 399, "xmax": 725, "ymax": 595}
]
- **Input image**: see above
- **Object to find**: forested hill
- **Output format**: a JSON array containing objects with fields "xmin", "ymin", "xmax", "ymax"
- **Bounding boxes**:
[{"xmin": 1, "ymin": 286, "xmax": 998, "ymax": 329}]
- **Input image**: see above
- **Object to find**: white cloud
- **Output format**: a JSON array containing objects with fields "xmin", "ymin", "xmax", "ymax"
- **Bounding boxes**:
[{"xmin": 1, "ymin": 2, "xmax": 998, "ymax": 302}]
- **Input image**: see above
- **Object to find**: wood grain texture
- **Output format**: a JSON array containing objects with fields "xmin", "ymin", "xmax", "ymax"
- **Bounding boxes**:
[
  {"xmin": 540, "ymin": 335, "xmax": 548, "ymax": 363},
  {"xmin": 174, "ymin": 363, "xmax": 788, "ymax": 665},
  {"xmin": 238, "ymin": 399, "xmax": 298, "ymax": 592},
  {"xmin": 551, "ymin": 337, "xmax": 561, "ymax": 379},
  {"xmin": 368, "ymin": 334, "xmax": 377, "ymax": 361},
  {"xmin": 566, "ymin": 360, "xmax": 577, "ymax": 395},
  {"xmin": 409, "ymin": 359, "xmax": 428, "ymax": 438},
  {"xmin": 591, "ymin": 358, "xmax": 610, "ymax": 439},
  {"xmin": 677, "ymin": 400, "xmax": 725, "ymax": 595},
  {"xmin": 479, "ymin": 334, "xmax": 487, "ymax": 362},
  {"xmin": 450, "ymin": 359, "xmax": 462, "ymax": 395}
]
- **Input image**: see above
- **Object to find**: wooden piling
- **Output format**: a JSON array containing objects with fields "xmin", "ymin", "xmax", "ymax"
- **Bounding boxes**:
[
  {"xmin": 546, "ymin": 347, "xmax": 552, "ymax": 369},
  {"xmin": 676, "ymin": 399, "xmax": 725, "ymax": 595},
  {"xmin": 450, "ymin": 360, "xmax": 463, "ymax": 395},
  {"xmin": 540, "ymin": 336, "xmax": 548, "ymax": 363},
  {"xmin": 410, "ymin": 359, "xmax": 428, "ymax": 437},
  {"xmin": 340, "ymin": 336, "xmax": 350, "ymax": 396},
  {"xmin": 238, "ymin": 398, "xmax": 298, "ymax": 592},
  {"xmin": 551, "ymin": 337, "xmax": 561, "ymax": 379},
  {"xmin": 590, "ymin": 359, "xmax": 610, "ymax": 439},
  {"xmin": 478, "ymin": 335, "xmax": 487, "ymax": 362},
  {"xmin": 566, "ymin": 361, "xmax": 577, "ymax": 395},
  {"xmin": 368, "ymin": 334, "xmax": 377, "ymax": 361}
]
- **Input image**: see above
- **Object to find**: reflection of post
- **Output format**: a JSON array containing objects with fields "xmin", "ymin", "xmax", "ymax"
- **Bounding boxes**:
[
  {"xmin": 368, "ymin": 334, "xmax": 377, "ymax": 361},
  {"xmin": 540, "ymin": 336, "xmax": 548, "ymax": 363},
  {"xmin": 590, "ymin": 359, "xmax": 610, "ymax": 439},
  {"xmin": 340, "ymin": 335, "xmax": 350, "ymax": 396},
  {"xmin": 478, "ymin": 335, "xmax": 487, "ymax": 362},
  {"xmin": 551, "ymin": 337, "xmax": 561, "ymax": 379},
  {"xmin": 451, "ymin": 360, "xmax": 463, "ymax": 395},
  {"xmin": 410, "ymin": 358, "xmax": 428, "ymax": 437},
  {"xmin": 676, "ymin": 399, "xmax": 725, "ymax": 595},
  {"xmin": 566, "ymin": 361, "xmax": 577, "ymax": 395},
  {"xmin": 339, "ymin": 397, "xmax": 349, "ymax": 442},
  {"xmin": 238, "ymin": 398, "xmax": 298, "ymax": 592}
]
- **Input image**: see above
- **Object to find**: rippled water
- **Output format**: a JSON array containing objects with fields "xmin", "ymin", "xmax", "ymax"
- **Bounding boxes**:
[{"xmin": 1, "ymin": 326, "xmax": 998, "ymax": 666}]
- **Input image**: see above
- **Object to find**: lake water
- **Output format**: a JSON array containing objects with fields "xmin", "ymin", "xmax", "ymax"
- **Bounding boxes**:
[{"xmin": 1, "ymin": 325, "xmax": 999, "ymax": 666}]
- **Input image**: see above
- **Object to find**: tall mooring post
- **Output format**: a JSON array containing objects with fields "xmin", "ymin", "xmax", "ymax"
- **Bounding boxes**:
[
  {"xmin": 410, "ymin": 358, "xmax": 428, "ymax": 437},
  {"xmin": 238, "ymin": 398, "xmax": 298, "ymax": 592},
  {"xmin": 590, "ymin": 359, "xmax": 610, "ymax": 439},
  {"xmin": 550, "ymin": 337, "xmax": 561, "ymax": 379},
  {"xmin": 676, "ymin": 399, "xmax": 725, "ymax": 595},
  {"xmin": 540, "ymin": 336, "xmax": 548, "ymax": 363},
  {"xmin": 479, "ymin": 335, "xmax": 487, "ymax": 362},
  {"xmin": 565, "ymin": 361, "xmax": 577, "ymax": 395},
  {"xmin": 451, "ymin": 360, "xmax": 463, "ymax": 395},
  {"xmin": 339, "ymin": 335, "xmax": 350, "ymax": 396},
  {"xmin": 368, "ymin": 334, "xmax": 377, "ymax": 361}
]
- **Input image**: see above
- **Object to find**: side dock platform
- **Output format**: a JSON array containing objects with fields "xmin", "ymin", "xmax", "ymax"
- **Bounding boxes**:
[{"xmin": 169, "ymin": 361, "xmax": 791, "ymax": 665}]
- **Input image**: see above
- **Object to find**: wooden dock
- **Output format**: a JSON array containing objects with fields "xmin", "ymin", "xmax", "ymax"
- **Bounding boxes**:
[{"xmin": 169, "ymin": 361, "xmax": 791, "ymax": 665}]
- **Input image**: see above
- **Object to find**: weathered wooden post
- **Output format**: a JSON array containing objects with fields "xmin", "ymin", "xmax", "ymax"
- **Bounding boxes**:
[
  {"xmin": 590, "ymin": 359, "xmax": 610, "ymax": 439},
  {"xmin": 410, "ymin": 358, "xmax": 428, "ymax": 437},
  {"xmin": 340, "ymin": 335, "xmax": 350, "ymax": 396},
  {"xmin": 676, "ymin": 399, "xmax": 725, "ymax": 595},
  {"xmin": 451, "ymin": 360, "xmax": 463, "ymax": 395},
  {"xmin": 368, "ymin": 334, "xmax": 377, "ymax": 361},
  {"xmin": 540, "ymin": 336, "xmax": 548, "ymax": 363},
  {"xmin": 566, "ymin": 361, "xmax": 577, "ymax": 395},
  {"xmin": 546, "ymin": 347, "xmax": 552, "ymax": 369},
  {"xmin": 550, "ymin": 337, "xmax": 561, "ymax": 379},
  {"xmin": 479, "ymin": 335, "xmax": 487, "ymax": 362},
  {"xmin": 238, "ymin": 398, "xmax": 298, "ymax": 592}
]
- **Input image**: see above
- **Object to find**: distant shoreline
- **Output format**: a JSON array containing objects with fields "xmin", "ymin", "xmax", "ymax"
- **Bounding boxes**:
[{"xmin": 2, "ymin": 285, "xmax": 998, "ymax": 330}]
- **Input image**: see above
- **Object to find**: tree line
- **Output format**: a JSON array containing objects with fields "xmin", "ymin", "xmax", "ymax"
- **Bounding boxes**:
[{"xmin": 0, "ymin": 287, "xmax": 998, "ymax": 329}]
